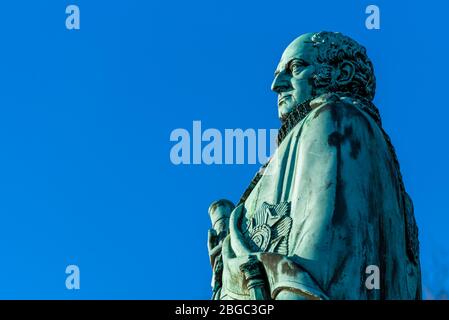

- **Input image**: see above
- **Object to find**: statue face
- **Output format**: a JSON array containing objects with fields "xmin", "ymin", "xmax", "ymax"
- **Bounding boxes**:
[{"xmin": 272, "ymin": 34, "xmax": 318, "ymax": 120}]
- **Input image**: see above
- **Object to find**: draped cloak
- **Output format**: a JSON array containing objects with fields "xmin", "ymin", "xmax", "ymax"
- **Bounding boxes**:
[{"xmin": 220, "ymin": 93, "xmax": 421, "ymax": 300}]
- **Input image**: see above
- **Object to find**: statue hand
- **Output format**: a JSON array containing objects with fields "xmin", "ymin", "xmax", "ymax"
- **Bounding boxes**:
[
  {"xmin": 274, "ymin": 289, "xmax": 311, "ymax": 300},
  {"xmin": 207, "ymin": 228, "xmax": 217, "ymax": 253},
  {"xmin": 207, "ymin": 228, "xmax": 222, "ymax": 267}
]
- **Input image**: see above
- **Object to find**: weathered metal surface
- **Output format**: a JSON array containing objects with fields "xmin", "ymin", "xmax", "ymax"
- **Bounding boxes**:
[{"xmin": 207, "ymin": 32, "xmax": 421, "ymax": 300}]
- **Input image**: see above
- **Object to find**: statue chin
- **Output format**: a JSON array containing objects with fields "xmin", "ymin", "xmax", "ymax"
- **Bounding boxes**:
[
  {"xmin": 278, "ymin": 104, "xmax": 295, "ymax": 120},
  {"xmin": 278, "ymin": 95, "xmax": 312, "ymax": 121}
]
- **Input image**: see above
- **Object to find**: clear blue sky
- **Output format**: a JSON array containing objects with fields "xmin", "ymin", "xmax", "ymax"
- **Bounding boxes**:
[{"xmin": 0, "ymin": 0, "xmax": 447, "ymax": 299}]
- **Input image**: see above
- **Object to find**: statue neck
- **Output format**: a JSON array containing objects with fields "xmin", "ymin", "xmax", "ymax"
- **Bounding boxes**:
[{"xmin": 277, "ymin": 98, "xmax": 314, "ymax": 145}]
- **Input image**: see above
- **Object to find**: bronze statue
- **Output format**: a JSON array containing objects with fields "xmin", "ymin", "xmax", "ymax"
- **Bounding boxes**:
[{"xmin": 208, "ymin": 32, "xmax": 421, "ymax": 300}]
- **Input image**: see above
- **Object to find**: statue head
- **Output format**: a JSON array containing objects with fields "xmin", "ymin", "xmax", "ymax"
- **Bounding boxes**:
[{"xmin": 272, "ymin": 32, "xmax": 376, "ymax": 120}]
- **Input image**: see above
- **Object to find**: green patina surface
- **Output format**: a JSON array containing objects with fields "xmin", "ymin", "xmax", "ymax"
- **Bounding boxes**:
[{"xmin": 207, "ymin": 32, "xmax": 421, "ymax": 300}]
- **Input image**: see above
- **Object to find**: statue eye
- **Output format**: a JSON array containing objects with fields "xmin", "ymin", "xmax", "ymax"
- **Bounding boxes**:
[{"xmin": 289, "ymin": 60, "xmax": 308, "ymax": 75}]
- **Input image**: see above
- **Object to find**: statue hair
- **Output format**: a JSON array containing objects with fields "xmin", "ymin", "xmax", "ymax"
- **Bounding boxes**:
[{"xmin": 311, "ymin": 31, "xmax": 376, "ymax": 101}]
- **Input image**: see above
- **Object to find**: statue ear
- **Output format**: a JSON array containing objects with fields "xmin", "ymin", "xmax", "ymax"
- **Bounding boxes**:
[{"xmin": 335, "ymin": 60, "xmax": 355, "ymax": 86}]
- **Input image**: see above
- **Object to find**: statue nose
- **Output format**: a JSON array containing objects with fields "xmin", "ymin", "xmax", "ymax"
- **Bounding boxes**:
[{"xmin": 271, "ymin": 72, "xmax": 291, "ymax": 93}]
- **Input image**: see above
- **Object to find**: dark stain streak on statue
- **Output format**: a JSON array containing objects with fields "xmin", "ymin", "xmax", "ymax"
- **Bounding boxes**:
[
  {"xmin": 327, "ymin": 124, "xmax": 362, "ymax": 160},
  {"xmin": 330, "ymin": 133, "xmax": 347, "ymax": 226}
]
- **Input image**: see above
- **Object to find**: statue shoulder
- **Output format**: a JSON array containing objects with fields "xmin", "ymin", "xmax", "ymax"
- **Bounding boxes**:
[{"xmin": 304, "ymin": 93, "xmax": 380, "ymax": 137}]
